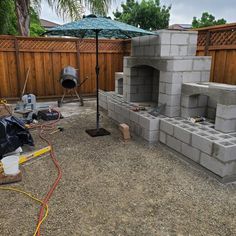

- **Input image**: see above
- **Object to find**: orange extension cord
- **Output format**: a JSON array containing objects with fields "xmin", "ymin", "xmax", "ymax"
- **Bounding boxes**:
[{"xmin": 28, "ymin": 108, "xmax": 62, "ymax": 236}]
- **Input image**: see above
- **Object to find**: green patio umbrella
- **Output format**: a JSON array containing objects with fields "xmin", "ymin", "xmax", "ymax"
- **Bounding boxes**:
[{"xmin": 46, "ymin": 15, "xmax": 154, "ymax": 137}]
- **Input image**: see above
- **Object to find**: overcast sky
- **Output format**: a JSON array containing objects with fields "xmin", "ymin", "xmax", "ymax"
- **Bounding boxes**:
[{"xmin": 40, "ymin": 0, "xmax": 236, "ymax": 25}]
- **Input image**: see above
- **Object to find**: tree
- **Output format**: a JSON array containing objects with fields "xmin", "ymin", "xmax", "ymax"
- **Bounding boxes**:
[
  {"xmin": 113, "ymin": 0, "xmax": 171, "ymax": 30},
  {"xmin": 0, "ymin": 0, "xmax": 45, "ymax": 36},
  {"xmin": 192, "ymin": 12, "xmax": 227, "ymax": 28},
  {"xmin": 29, "ymin": 7, "xmax": 45, "ymax": 36},
  {"xmin": 14, "ymin": 0, "xmax": 114, "ymax": 36},
  {"xmin": 0, "ymin": 1, "xmax": 18, "ymax": 35}
]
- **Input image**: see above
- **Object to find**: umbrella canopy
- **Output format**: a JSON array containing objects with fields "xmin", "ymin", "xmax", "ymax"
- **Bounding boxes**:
[{"xmin": 46, "ymin": 14, "xmax": 155, "ymax": 38}]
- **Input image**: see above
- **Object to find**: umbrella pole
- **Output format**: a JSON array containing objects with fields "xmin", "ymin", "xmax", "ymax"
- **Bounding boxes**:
[
  {"xmin": 95, "ymin": 30, "xmax": 100, "ymax": 131},
  {"xmin": 86, "ymin": 30, "xmax": 110, "ymax": 137}
]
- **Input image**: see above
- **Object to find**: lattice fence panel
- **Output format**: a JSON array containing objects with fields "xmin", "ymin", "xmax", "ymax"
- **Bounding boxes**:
[
  {"xmin": 0, "ymin": 38, "xmax": 15, "ymax": 49},
  {"xmin": 197, "ymin": 31, "xmax": 207, "ymax": 47},
  {"xmin": 79, "ymin": 40, "xmax": 124, "ymax": 52},
  {"xmin": 18, "ymin": 39, "xmax": 77, "ymax": 51},
  {"xmin": 210, "ymin": 30, "xmax": 236, "ymax": 46}
]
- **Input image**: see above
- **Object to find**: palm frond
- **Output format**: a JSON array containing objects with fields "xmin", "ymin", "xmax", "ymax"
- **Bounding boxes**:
[
  {"xmin": 31, "ymin": 0, "xmax": 42, "ymax": 14},
  {"xmin": 83, "ymin": 0, "xmax": 113, "ymax": 16},
  {"xmin": 45, "ymin": 0, "xmax": 84, "ymax": 20}
]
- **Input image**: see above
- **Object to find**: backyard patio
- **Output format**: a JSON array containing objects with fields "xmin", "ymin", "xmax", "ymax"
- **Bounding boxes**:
[
  {"xmin": 1, "ymin": 20, "xmax": 236, "ymax": 236},
  {"xmin": 1, "ymin": 100, "xmax": 236, "ymax": 235}
]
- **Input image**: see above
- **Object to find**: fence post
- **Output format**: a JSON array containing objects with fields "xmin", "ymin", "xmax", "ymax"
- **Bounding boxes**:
[
  {"xmin": 14, "ymin": 37, "xmax": 21, "ymax": 97},
  {"xmin": 204, "ymin": 31, "xmax": 211, "ymax": 56}
]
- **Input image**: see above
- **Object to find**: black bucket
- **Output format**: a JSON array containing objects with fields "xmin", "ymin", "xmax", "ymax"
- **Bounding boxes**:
[{"xmin": 60, "ymin": 66, "xmax": 79, "ymax": 89}]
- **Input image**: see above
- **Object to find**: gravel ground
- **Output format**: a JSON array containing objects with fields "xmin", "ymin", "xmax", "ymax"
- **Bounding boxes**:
[{"xmin": 1, "ymin": 100, "xmax": 236, "ymax": 236}]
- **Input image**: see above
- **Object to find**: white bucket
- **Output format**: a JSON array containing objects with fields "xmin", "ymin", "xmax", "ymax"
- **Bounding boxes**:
[{"xmin": 1, "ymin": 155, "xmax": 20, "ymax": 175}]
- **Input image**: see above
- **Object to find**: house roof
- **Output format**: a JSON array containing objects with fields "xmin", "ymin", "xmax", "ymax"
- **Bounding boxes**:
[
  {"xmin": 40, "ymin": 19, "xmax": 60, "ymax": 28},
  {"xmin": 168, "ymin": 24, "xmax": 192, "ymax": 30}
]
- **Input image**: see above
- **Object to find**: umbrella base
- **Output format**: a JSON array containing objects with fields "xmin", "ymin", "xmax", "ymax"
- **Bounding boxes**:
[{"xmin": 86, "ymin": 128, "xmax": 110, "ymax": 137}]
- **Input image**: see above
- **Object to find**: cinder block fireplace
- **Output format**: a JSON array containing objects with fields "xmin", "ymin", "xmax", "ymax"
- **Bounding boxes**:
[{"xmin": 99, "ymin": 30, "xmax": 236, "ymax": 182}]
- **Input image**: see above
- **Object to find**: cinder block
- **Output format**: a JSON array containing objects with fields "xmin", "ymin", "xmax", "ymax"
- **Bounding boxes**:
[
  {"xmin": 143, "ymin": 45, "xmax": 156, "ymax": 57},
  {"xmin": 158, "ymin": 30, "xmax": 171, "ymax": 44},
  {"xmin": 142, "ymin": 130, "xmax": 159, "ymax": 142},
  {"xmin": 171, "ymin": 59, "xmax": 193, "ymax": 72},
  {"xmin": 108, "ymin": 100, "xmax": 115, "ymax": 111},
  {"xmin": 215, "ymin": 117, "xmax": 236, "ymax": 133},
  {"xmin": 159, "ymin": 93, "xmax": 181, "ymax": 107},
  {"xmin": 160, "ymin": 45, "xmax": 171, "ymax": 56},
  {"xmin": 166, "ymin": 135, "xmax": 181, "ymax": 152},
  {"xmin": 139, "ymin": 114, "xmax": 160, "ymax": 131},
  {"xmin": 122, "ymin": 106, "xmax": 130, "ymax": 119},
  {"xmin": 114, "ymin": 103, "xmax": 123, "ymax": 114},
  {"xmin": 193, "ymin": 59, "xmax": 211, "ymax": 71},
  {"xmin": 171, "ymin": 33, "xmax": 189, "ymax": 45},
  {"xmin": 200, "ymin": 152, "xmax": 225, "ymax": 177},
  {"xmin": 189, "ymin": 34, "xmax": 198, "ymax": 44},
  {"xmin": 213, "ymin": 141, "xmax": 236, "ymax": 162},
  {"xmin": 131, "ymin": 37, "xmax": 140, "ymax": 47},
  {"xmin": 139, "ymin": 35, "xmax": 151, "ymax": 46},
  {"xmin": 163, "ymin": 106, "xmax": 180, "ymax": 117},
  {"xmin": 160, "ymin": 119, "xmax": 174, "ymax": 135},
  {"xmin": 159, "ymin": 71, "xmax": 183, "ymax": 83},
  {"xmin": 174, "ymin": 125, "xmax": 191, "ymax": 144},
  {"xmin": 181, "ymin": 95, "xmax": 198, "ymax": 108},
  {"xmin": 216, "ymin": 104, "xmax": 236, "ymax": 119},
  {"xmin": 159, "ymin": 131, "xmax": 166, "ymax": 144},
  {"xmin": 192, "ymin": 132, "xmax": 214, "ymax": 155},
  {"xmin": 199, "ymin": 152, "xmax": 236, "ymax": 177},
  {"xmin": 170, "ymin": 45, "xmax": 179, "ymax": 56},
  {"xmin": 179, "ymin": 46, "xmax": 188, "ymax": 56},
  {"xmin": 187, "ymin": 45, "xmax": 197, "ymax": 56},
  {"xmin": 181, "ymin": 143, "xmax": 200, "ymax": 162},
  {"xmin": 201, "ymin": 71, "xmax": 210, "ymax": 82},
  {"xmin": 182, "ymin": 71, "xmax": 201, "ymax": 83},
  {"xmin": 130, "ymin": 110, "xmax": 139, "ymax": 123},
  {"xmin": 108, "ymin": 110, "xmax": 116, "ymax": 120},
  {"xmin": 165, "ymin": 83, "xmax": 182, "ymax": 95},
  {"xmin": 159, "ymin": 82, "xmax": 166, "ymax": 93}
]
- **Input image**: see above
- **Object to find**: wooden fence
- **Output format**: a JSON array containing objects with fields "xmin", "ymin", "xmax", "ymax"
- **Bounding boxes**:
[
  {"xmin": 1, "ymin": 25, "xmax": 236, "ymax": 99},
  {"xmin": 196, "ymin": 23, "xmax": 236, "ymax": 85},
  {"xmin": 0, "ymin": 36, "xmax": 130, "ymax": 99}
]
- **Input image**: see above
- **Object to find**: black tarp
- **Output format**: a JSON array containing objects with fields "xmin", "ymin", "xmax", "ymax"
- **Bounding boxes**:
[{"xmin": 0, "ymin": 116, "xmax": 34, "ymax": 159}]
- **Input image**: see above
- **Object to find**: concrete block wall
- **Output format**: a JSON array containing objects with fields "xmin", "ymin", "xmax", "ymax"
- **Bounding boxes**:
[
  {"xmin": 123, "ymin": 56, "xmax": 211, "ymax": 117},
  {"xmin": 215, "ymin": 104, "xmax": 236, "ymax": 133},
  {"xmin": 159, "ymin": 116, "xmax": 236, "ymax": 179},
  {"xmin": 181, "ymin": 83, "xmax": 236, "ymax": 133},
  {"xmin": 99, "ymin": 90, "xmax": 161, "ymax": 142},
  {"xmin": 131, "ymin": 30, "xmax": 198, "ymax": 57},
  {"xmin": 100, "ymin": 90, "xmax": 236, "ymax": 181}
]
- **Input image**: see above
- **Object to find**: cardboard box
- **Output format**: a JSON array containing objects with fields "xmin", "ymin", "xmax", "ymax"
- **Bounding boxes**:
[{"xmin": 0, "ymin": 104, "xmax": 12, "ymax": 117}]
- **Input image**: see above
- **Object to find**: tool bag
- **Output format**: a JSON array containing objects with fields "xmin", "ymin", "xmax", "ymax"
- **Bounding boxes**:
[{"xmin": 0, "ymin": 116, "xmax": 34, "ymax": 159}]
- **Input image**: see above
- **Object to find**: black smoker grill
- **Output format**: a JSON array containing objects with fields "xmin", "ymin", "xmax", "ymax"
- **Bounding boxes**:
[{"xmin": 58, "ymin": 66, "xmax": 88, "ymax": 107}]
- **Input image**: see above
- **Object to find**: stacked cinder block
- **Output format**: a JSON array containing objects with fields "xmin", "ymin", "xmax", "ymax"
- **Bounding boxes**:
[
  {"xmin": 123, "ymin": 30, "xmax": 212, "ymax": 117},
  {"xmin": 159, "ymin": 117, "xmax": 236, "ymax": 180},
  {"xmin": 181, "ymin": 82, "xmax": 236, "ymax": 133},
  {"xmin": 131, "ymin": 30, "xmax": 197, "ymax": 57},
  {"xmin": 215, "ymin": 104, "xmax": 236, "ymax": 133},
  {"xmin": 99, "ymin": 91, "xmax": 160, "ymax": 142}
]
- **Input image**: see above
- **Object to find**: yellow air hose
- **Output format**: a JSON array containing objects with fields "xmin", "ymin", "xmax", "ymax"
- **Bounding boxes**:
[{"xmin": 0, "ymin": 186, "xmax": 48, "ymax": 236}]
